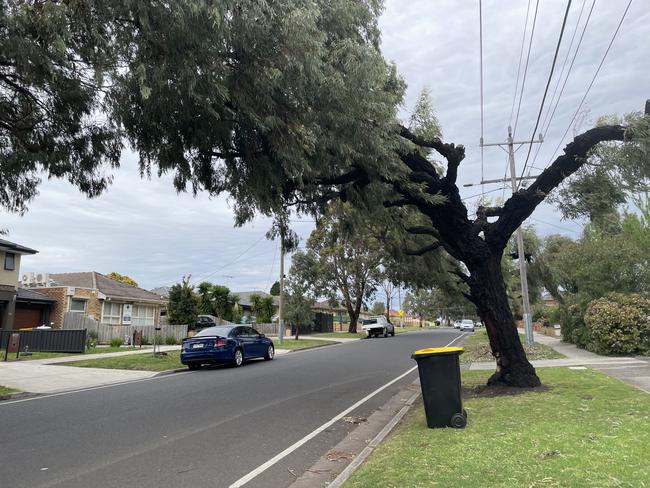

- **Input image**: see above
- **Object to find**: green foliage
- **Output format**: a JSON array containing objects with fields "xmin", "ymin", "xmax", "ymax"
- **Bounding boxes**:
[
  {"xmin": 109, "ymin": 337, "xmax": 123, "ymax": 348},
  {"xmin": 584, "ymin": 293, "xmax": 650, "ymax": 355},
  {"xmin": 370, "ymin": 301, "xmax": 385, "ymax": 315},
  {"xmin": 167, "ymin": 276, "xmax": 198, "ymax": 325},
  {"xmin": 164, "ymin": 336, "xmax": 179, "ymax": 346},
  {"xmin": 106, "ymin": 272, "xmax": 139, "ymax": 287},
  {"xmin": 284, "ymin": 250, "xmax": 318, "ymax": 332},
  {"xmin": 0, "ymin": 1, "xmax": 122, "ymax": 213},
  {"xmin": 86, "ymin": 330, "xmax": 99, "ymax": 349},
  {"xmin": 196, "ymin": 282, "xmax": 238, "ymax": 321},
  {"xmin": 558, "ymin": 299, "xmax": 591, "ymax": 349},
  {"xmin": 256, "ymin": 297, "xmax": 276, "ymax": 324},
  {"xmin": 270, "ymin": 281, "xmax": 281, "ymax": 296}
]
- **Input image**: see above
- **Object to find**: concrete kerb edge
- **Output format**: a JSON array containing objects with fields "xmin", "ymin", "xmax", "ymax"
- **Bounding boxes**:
[{"xmin": 326, "ymin": 387, "xmax": 421, "ymax": 488}]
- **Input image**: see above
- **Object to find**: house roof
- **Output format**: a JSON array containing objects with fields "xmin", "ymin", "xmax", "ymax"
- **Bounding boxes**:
[
  {"xmin": 0, "ymin": 238, "xmax": 38, "ymax": 255},
  {"xmin": 150, "ymin": 286, "xmax": 171, "ymax": 299},
  {"xmin": 16, "ymin": 288, "xmax": 56, "ymax": 303},
  {"xmin": 47, "ymin": 272, "xmax": 164, "ymax": 303},
  {"xmin": 312, "ymin": 299, "xmax": 347, "ymax": 313},
  {"xmin": 232, "ymin": 290, "xmax": 280, "ymax": 307}
]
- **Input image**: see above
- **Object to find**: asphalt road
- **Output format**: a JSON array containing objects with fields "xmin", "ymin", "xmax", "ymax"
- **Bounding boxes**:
[{"xmin": 0, "ymin": 329, "xmax": 463, "ymax": 488}]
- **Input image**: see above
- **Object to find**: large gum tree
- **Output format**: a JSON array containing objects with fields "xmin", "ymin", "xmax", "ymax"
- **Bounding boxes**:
[{"xmin": 3, "ymin": 1, "xmax": 648, "ymax": 386}]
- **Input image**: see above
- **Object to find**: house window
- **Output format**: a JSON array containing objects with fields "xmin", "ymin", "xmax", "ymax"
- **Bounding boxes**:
[
  {"xmin": 102, "ymin": 302, "xmax": 122, "ymax": 325},
  {"xmin": 4, "ymin": 252, "xmax": 15, "ymax": 271},
  {"xmin": 132, "ymin": 305, "xmax": 155, "ymax": 326},
  {"xmin": 69, "ymin": 298, "xmax": 87, "ymax": 313}
]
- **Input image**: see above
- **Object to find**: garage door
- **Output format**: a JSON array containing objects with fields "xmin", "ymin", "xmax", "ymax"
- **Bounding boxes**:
[{"xmin": 14, "ymin": 307, "xmax": 43, "ymax": 329}]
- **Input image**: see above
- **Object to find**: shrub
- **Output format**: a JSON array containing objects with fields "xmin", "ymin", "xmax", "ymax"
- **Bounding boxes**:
[
  {"xmin": 558, "ymin": 301, "xmax": 591, "ymax": 348},
  {"xmin": 584, "ymin": 293, "xmax": 650, "ymax": 355},
  {"xmin": 86, "ymin": 330, "xmax": 98, "ymax": 349},
  {"xmin": 165, "ymin": 336, "xmax": 179, "ymax": 345},
  {"xmin": 109, "ymin": 337, "xmax": 123, "ymax": 348}
]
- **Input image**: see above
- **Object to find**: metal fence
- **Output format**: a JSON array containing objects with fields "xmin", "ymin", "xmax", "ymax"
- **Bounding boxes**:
[{"xmin": 1, "ymin": 329, "xmax": 87, "ymax": 353}]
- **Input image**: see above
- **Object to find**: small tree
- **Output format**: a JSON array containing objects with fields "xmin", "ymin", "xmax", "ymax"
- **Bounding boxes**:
[
  {"xmin": 285, "ymin": 251, "xmax": 318, "ymax": 339},
  {"xmin": 107, "ymin": 272, "xmax": 139, "ymax": 287},
  {"xmin": 370, "ymin": 301, "xmax": 385, "ymax": 316},
  {"xmin": 270, "ymin": 281, "xmax": 281, "ymax": 296},
  {"xmin": 167, "ymin": 277, "xmax": 198, "ymax": 326}
]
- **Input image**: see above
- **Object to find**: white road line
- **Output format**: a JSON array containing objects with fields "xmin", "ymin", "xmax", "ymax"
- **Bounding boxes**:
[
  {"xmin": 229, "ymin": 332, "xmax": 467, "ymax": 488},
  {"xmin": 0, "ymin": 371, "xmax": 191, "ymax": 406}
]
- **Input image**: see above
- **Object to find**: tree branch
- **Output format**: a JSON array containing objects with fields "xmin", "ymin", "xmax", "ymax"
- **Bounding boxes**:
[
  {"xmin": 404, "ymin": 242, "xmax": 441, "ymax": 256},
  {"xmin": 399, "ymin": 125, "xmax": 465, "ymax": 175},
  {"xmin": 490, "ymin": 124, "xmax": 626, "ymax": 246}
]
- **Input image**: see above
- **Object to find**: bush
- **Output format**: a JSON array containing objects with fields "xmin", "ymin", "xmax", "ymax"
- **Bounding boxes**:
[
  {"xmin": 109, "ymin": 337, "xmax": 124, "ymax": 348},
  {"xmin": 584, "ymin": 293, "xmax": 650, "ymax": 355},
  {"xmin": 86, "ymin": 330, "xmax": 98, "ymax": 349},
  {"xmin": 165, "ymin": 336, "xmax": 179, "ymax": 345},
  {"xmin": 558, "ymin": 301, "xmax": 590, "ymax": 349}
]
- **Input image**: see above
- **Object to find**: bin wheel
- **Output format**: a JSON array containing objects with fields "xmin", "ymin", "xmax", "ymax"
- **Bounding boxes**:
[{"xmin": 451, "ymin": 413, "xmax": 467, "ymax": 429}]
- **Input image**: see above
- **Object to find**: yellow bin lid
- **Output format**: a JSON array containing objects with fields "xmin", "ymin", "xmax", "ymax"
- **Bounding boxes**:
[{"xmin": 413, "ymin": 346, "xmax": 464, "ymax": 356}]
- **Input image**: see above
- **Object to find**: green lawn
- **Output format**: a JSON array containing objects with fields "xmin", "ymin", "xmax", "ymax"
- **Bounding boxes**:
[
  {"xmin": 0, "ymin": 385, "xmax": 19, "ymax": 397},
  {"xmin": 2, "ymin": 346, "xmax": 140, "ymax": 362},
  {"xmin": 394, "ymin": 325, "xmax": 436, "ymax": 334},
  {"xmin": 346, "ymin": 368, "xmax": 650, "ymax": 488},
  {"xmin": 62, "ymin": 351, "xmax": 183, "ymax": 372},
  {"xmin": 460, "ymin": 329, "xmax": 565, "ymax": 364},
  {"xmin": 274, "ymin": 338, "xmax": 335, "ymax": 350},
  {"xmin": 314, "ymin": 332, "xmax": 366, "ymax": 339}
]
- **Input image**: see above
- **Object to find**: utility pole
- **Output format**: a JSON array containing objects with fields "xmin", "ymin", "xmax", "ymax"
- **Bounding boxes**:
[
  {"xmin": 278, "ymin": 238, "xmax": 285, "ymax": 344},
  {"xmin": 479, "ymin": 126, "xmax": 543, "ymax": 347}
]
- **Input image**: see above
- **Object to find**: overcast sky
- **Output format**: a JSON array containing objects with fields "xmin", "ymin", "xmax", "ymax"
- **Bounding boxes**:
[{"xmin": 3, "ymin": 0, "xmax": 648, "ymax": 291}]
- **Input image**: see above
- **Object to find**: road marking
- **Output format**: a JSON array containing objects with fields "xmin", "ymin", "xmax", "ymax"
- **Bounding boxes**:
[
  {"xmin": 229, "ymin": 332, "xmax": 467, "ymax": 487},
  {"xmin": 0, "ymin": 371, "xmax": 191, "ymax": 407}
]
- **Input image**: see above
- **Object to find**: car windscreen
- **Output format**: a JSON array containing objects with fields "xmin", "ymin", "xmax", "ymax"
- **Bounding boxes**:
[
  {"xmin": 361, "ymin": 319, "xmax": 377, "ymax": 325},
  {"xmin": 195, "ymin": 326, "xmax": 233, "ymax": 337}
]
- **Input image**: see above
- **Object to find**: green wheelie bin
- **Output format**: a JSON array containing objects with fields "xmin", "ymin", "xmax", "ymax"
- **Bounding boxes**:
[{"xmin": 411, "ymin": 346, "xmax": 467, "ymax": 428}]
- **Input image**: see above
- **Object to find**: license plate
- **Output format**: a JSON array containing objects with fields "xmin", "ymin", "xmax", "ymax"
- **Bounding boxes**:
[{"xmin": 192, "ymin": 343, "xmax": 205, "ymax": 349}]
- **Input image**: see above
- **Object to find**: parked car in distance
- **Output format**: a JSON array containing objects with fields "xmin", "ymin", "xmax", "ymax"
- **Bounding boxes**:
[
  {"xmin": 453, "ymin": 320, "xmax": 462, "ymax": 329},
  {"xmin": 474, "ymin": 320, "xmax": 483, "ymax": 327},
  {"xmin": 361, "ymin": 316, "xmax": 395, "ymax": 338},
  {"xmin": 460, "ymin": 319, "xmax": 475, "ymax": 332},
  {"xmin": 181, "ymin": 325, "xmax": 274, "ymax": 370}
]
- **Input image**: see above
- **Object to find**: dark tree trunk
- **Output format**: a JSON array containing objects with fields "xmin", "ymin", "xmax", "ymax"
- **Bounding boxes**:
[
  {"xmin": 295, "ymin": 321, "xmax": 300, "ymax": 340},
  {"xmin": 467, "ymin": 254, "xmax": 540, "ymax": 387}
]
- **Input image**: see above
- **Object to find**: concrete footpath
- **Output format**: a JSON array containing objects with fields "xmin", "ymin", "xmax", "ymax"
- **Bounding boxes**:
[{"xmin": 467, "ymin": 330, "xmax": 650, "ymax": 394}]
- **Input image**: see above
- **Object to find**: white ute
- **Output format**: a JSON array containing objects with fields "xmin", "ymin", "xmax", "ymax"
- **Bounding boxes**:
[{"xmin": 361, "ymin": 316, "xmax": 395, "ymax": 338}]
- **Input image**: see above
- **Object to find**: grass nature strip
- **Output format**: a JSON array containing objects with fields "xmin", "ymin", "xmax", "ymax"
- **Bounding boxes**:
[
  {"xmin": 346, "ymin": 368, "xmax": 650, "ymax": 488},
  {"xmin": 460, "ymin": 329, "xmax": 565, "ymax": 364}
]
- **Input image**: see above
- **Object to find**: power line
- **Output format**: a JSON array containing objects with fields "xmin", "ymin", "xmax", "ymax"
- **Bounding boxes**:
[
  {"xmin": 517, "ymin": 0, "xmax": 573, "ymax": 189},
  {"xmin": 546, "ymin": 0, "xmax": 633, "ymax": 166},
  {"xmin": 509, "ymin": 0, "xmax": 534, "ymax": 125},
  {"xmin": 264, "ymin": 241, "xmax": 279, "ymax": 293},
  {"xmin": 189, "ymin": 233, "xmax": 267, "ymax": 286},
  {"xmin": 462, "ymin": 185, "xmax": 508, "ymax": 202},
  {"xmin": 479, "ymin": 0, "xmax": 485, "ymax": 195},
  {"xmin": 530, "ymin": 217, "xmax": 581, "ymax": 234},
  {"xmin": 512, "ymin": 0, "xmax": 541, "ymax": 138},
  {"xmin": 530, "ymin": 0, "xmax": 596, "ymax": 170}
]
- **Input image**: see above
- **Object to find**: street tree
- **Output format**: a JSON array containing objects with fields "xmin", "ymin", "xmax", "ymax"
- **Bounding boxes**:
[
  {"xmin": 106, "ymin": 272, "xmax": 139, "ymax": 287},
  {"xmin": 4, "ymin": 2, "xmax": 648, "ymax": 386},
  {"xmin": 307, "ymin": 203, "xmax": 383, "ymax": 333},
  {"xmin": 284, "ymin": 251, "xmax": 318, "ymax": 340},
  {"xmin": 167, "ymin": 277, "xmax": 198, "ymax": 326},
  {"xmin": 370, "ymin": 301, "xmax": 385, "ymax": 316},
  {"xmin": 270, "ymin": 281, "xmax": 281, "ymax": 297}
]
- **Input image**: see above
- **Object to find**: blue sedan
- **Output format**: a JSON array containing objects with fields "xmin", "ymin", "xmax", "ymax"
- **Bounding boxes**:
[{"xmin": 180, "ymin": 325, "xmax": 275, "ymax": 370}]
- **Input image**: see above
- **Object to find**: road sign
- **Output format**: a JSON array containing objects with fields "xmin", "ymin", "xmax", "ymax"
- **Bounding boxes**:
[{"xmin": 398, "ymin": 309, "xmax": 405, "ymax": 317}]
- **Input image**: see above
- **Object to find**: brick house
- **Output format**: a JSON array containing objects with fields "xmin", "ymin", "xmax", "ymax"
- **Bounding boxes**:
[
  {"xmin": 26, "ymin": 272, "xmax": 165, "ymax": 328},
  {"xmin": 0, "ymin": 238, "xmax": 39, "ymax": 330}
]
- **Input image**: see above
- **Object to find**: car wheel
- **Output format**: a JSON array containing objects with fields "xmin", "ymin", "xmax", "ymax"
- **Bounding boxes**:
[
  {"xmin": 232, "ymin": 348, "xmax": 244, "ymax": 367},
  {"xmin": 391, "ymin": 329, "xmax": 395, "ymax": 337},
  {"xmin": 188, "ymin": 363, "xmax": 201, "ymax": 370},
  {"xmin": 264, "ymin": 344, "xmax": 275, "ymax": 360},
  {"xmin": 383, "ymin": 328, "xmax": 388, "ymax": 338}
]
